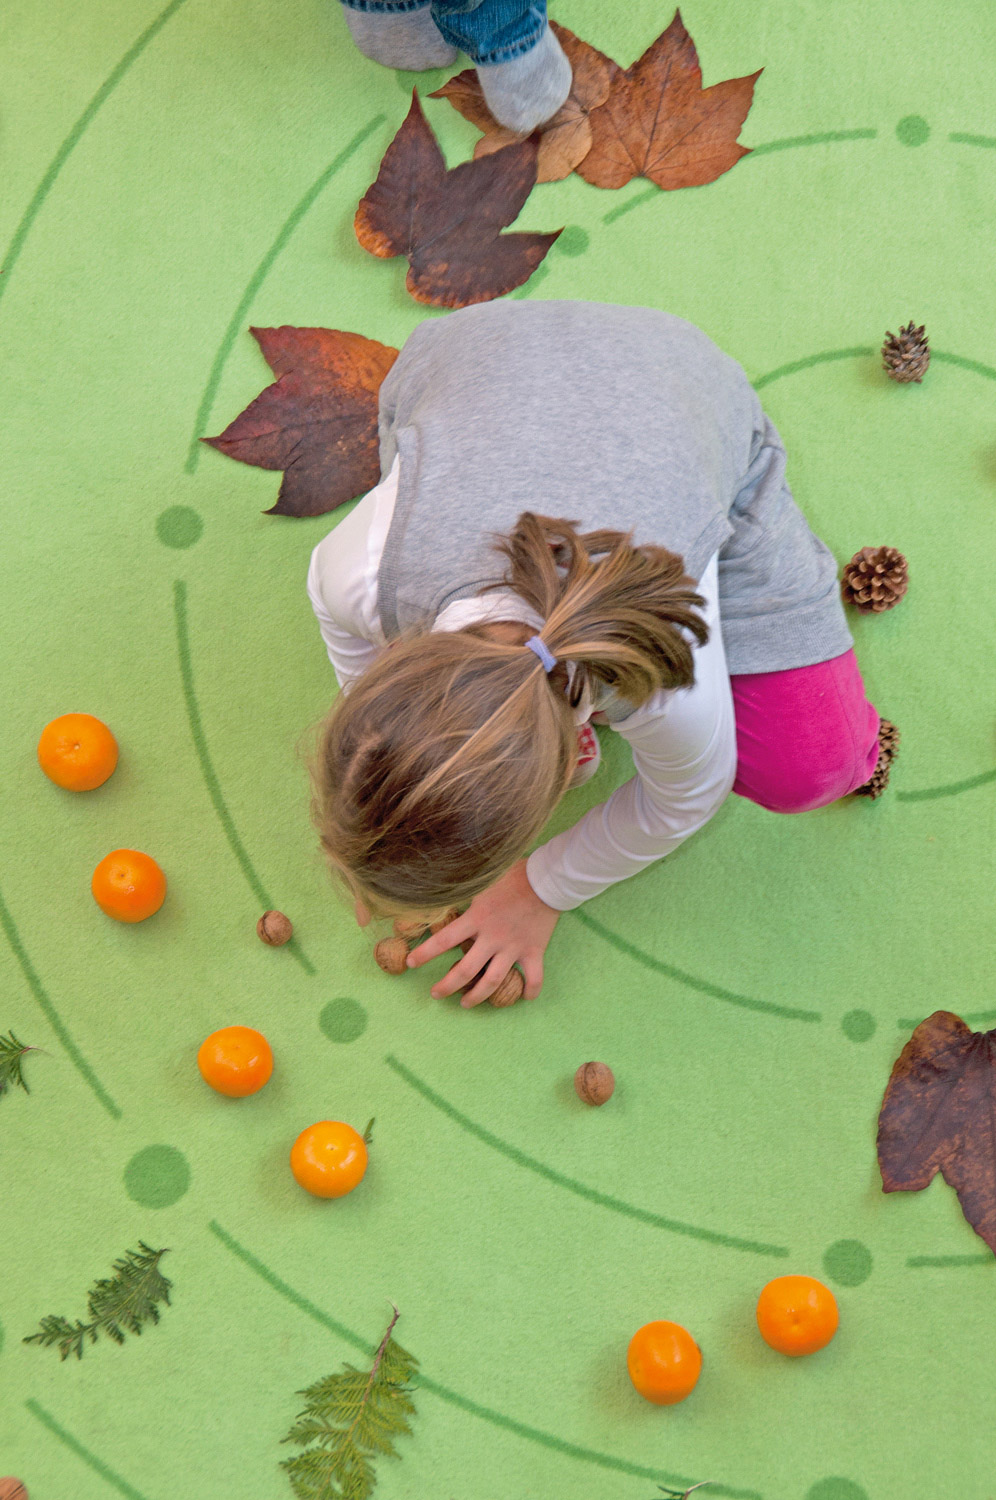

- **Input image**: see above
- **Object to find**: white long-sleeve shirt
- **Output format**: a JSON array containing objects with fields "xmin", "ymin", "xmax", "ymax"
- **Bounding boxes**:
[{"xmin": 307, "ymin": 458, "xmax": 737, "ymax": 910}]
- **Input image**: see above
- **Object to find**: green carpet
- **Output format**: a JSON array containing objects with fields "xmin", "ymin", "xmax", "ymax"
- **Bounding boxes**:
[{"xmin": 1, "ymin": 2, "xmax": 994, "ymax": 1496}]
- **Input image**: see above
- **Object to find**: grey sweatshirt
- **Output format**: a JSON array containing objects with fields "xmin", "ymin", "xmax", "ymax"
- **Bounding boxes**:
[{"xmin": 375, "ymin": 300, "xmax": 851, "ymax": 676}]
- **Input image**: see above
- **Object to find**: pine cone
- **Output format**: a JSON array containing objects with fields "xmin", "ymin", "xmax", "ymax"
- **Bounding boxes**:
[
  {"xmin": 854, "ymin": 718, "xmax": 900, "ymax": 799},
  {"xmin": 882, "ymin": 321, "xmax": 929, "ymax": 382},
  {"xmin": 841, "ymin": 546, "xmax": 908, "ymax": 613}
]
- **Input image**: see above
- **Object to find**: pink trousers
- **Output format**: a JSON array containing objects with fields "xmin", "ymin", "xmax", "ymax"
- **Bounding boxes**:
[{"xmin": 729, "ymin": 648, "xmax": 880, "ymax": 813}]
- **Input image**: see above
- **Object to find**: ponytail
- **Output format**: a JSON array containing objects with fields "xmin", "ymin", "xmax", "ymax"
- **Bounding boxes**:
[
  {"xmin": 489, "ymin": 512, "xmax": 708, "ymax": 707},
  {"xmin": 310, "ymin": 514, "xmax": 708, "ymax": 916}
]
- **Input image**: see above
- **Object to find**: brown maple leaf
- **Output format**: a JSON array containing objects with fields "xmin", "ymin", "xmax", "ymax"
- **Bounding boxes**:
[
  {"xmin": 877, "ymin": 1010, "xmax": 996, "ymax": 1256},
  {"xmin": 354, "ymin": 90, "xmax": 560, "ymax": 307},
  {"xmin": 577, "ymin": 8, "xmax": 761, "ymax": 191},
  {"xmin": 430, "ymin": 23, "xmax": 619, "ymax": 184},
  {"xmin": 203, "ymin": 327, "xmax": 397, "ymax": 518}
]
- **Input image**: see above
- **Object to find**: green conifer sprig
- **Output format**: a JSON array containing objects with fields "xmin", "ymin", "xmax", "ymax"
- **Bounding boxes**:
[
  {"xmin": 0, "ymin": 1030, "xmax": 35, "ymax": 1099},
  {"xmin": 282, "ymin": 1306, "xmax": 418, "ymax": 1500},
  {"xmin": 24, "ymin": 1243, "xmax": 172, "ymax": 1360}
]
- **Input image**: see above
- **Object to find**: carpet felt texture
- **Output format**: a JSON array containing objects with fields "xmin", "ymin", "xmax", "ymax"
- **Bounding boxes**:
[{"xmin": 1, "ymin": 1, "xmax": 995, "ymax": 1497}]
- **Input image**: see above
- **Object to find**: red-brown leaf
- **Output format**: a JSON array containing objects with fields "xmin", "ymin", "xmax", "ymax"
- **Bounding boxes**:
[
  {"xmin": 577, "ymin": 8, "xmax": 760, "ymax": 191},
  {"xmin": 354, "ymin": 91, "xmax": 560, "ymax": 306},
  {"xmin": 430, "ymin": 24, "xmax": 619, "ymax": 183},
  {"xmin": 877, "ymin": 1010, "xmax": 996, "ymax": 1256},
  {"xmin": 204, "ymin": 327, "xmax": 398, "ymax": 518}
]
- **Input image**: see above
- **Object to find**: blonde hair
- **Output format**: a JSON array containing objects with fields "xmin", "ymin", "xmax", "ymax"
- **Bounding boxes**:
[{"xmin": 309, "ymin": 514, "xmax": 707, "ymax": 917}]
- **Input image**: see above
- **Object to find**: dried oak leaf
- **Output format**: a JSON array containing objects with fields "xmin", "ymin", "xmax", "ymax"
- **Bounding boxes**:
[
  {"xmin": 430, "ymin": 23, "xmax": 619, "ymax": 184},
  {"xmin": 354, "ymin": 90, "xmax": 560, "ymax": 306},
  {"xmin": 877, "ymin": 1010, "xmax": 996, "ymax": 1255},
  {"xmin": 577, "ymin": 8, "xmax": 761, "ymax": 191},
  {"xmin": 204, "ymin": 326, "xmax": 397, "ymax": 518}
]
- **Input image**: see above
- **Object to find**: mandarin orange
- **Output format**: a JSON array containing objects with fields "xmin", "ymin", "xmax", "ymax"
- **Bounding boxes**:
[
  {"xmin": 91, "ymin": 848, "xmax": 166, "ymax": 923},
  {"xmin": 290, "ymin": 1120, "xmax": 368, "ymax": 1199},
  {"xmin": 756, "ymin": 1275, "xmax": 839, "ymax": 1356},
  {"xmin": 37, "ymin": 713, "xmax": 118, "ymax": 791},
  {"xmin": 197, "ymin": 1026, "xmax": 273, "ymax": 1097},
  {"xmin": 627, "ymin": 1320, "xmax": 702, "ymax": 1405}
]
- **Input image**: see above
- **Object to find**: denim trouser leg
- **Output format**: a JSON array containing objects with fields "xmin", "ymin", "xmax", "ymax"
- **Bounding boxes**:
[{"xmin": 340, "ymin": 0, "xmax": 548, "ymax": 65}]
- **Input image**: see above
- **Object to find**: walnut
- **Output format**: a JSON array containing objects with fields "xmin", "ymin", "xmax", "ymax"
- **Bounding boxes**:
[
  {"xmin": 574, "ymin": 1061, "xmax": 615, "ymax": 1105},
  {"xmin": 256, "ymin": 910, "xmax": 293, "ymax": 946},
  {"xmin": 374, "ymin": 936, "xmax": 410, "ymax": 975},
  {"xmin": 488, "ymin": 969, "xmax": 525, "ymax": 1008}
]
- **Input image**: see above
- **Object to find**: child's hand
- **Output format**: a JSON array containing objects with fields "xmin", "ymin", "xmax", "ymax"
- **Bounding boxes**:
[{"xmin": 406, "ymin": 860, "xmax": 560, "ymax": 1007}]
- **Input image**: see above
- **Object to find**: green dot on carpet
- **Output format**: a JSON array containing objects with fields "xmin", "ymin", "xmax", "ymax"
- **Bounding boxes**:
[
  {"xmin": 124, "ymin": 1145, "xmax": 191, "ymax": 1208},
  {"xmin": 823, "ymin": 1239, "xmax": 873, "ymax": 1287},
  {"xmin": 896, "ymin": 114, "xmax": 930, "ymax": 146},
  {"xmin": 320, "ymin": 998, "xmax": 368, "ymax": 1044},
  {"xmin": 841, "ymin": 1008, "xmax": 876, "ymax": 1042},
  {"xmin": 556, "ymin": 226, "xmax": 589, "ymax": 257},
  {"xmin": 156, "ymin": 505, "xmax": 203, "ymax": 550},
  {"xmin": 806, "ymin": 1481, "xmax": 869, "ymax": 1500}
]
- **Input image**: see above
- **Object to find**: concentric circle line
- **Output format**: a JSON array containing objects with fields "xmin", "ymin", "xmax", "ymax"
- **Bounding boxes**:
[
  {"xmin": 897, "ymin": 767, "xmax": 996, "ymax": 802},
  {"xmin": 0, "ymin": 0, "xmax": 189, "ymax": 311},
  {"xmin": 183, "ymin": 114, "xmax": 387, "ymax": 473},
  {"xmin": 603, "ymin": 129, "xmax": 877, "ymax": 224},
  {"xmin": 949, "ymin": 132, "xmax": 996, "ymax": 148},
  {"xmin": 603, "ymin": 123, "xmax": 996, "ymax": 228},
  {"xmin": 570, "ymin": 907, "xmax": 822, "ymax": 1023},
  {"xmin": 753, "ymin": 342, "xmax": 996, "ymax": 800},
  {"xmin": 752, "ymin": 345, "xmax": 875, "ymax": 388},
  {"xmin": 208, "ymin": 1219, "xmax": 762, "ymax": 1499},
  {"xmin": 907, "ymin": 1252, "xmax": 994, "ymax": 1268},
  {"xmin": 173, "ymin": 580, "xmax": 315, "ymax": 974},
  {"xmin": 898, "ymin": 1010, "xmax": 996, "ymax": 1031},
  {"xmin": 25, "ymin": 1400, "xmax": 149, "ymax": 1500},
  {"xmin": 385, "ymin": 1053, "xmax": 791, "ymax": 1255},
  {"xmin": 0, "ymin": 878, "xmax": 121, "ymax": 1118},
  {"xmin": 754, "ymin": 345, "xmax": 996, "ymax": 390}
]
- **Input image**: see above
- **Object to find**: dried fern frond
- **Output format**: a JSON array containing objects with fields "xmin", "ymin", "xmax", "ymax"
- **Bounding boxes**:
[
  {"xmin": 282, "ymin": 1307, "xmax": 418, "ymax": 1500},
  {"xmin": 0, "ymin": 1030, "xmax": 35, "ymax": 1099},
  {"xmin": 24, "ymin": 1243, "xmax": 171, "ymax": 1360}
]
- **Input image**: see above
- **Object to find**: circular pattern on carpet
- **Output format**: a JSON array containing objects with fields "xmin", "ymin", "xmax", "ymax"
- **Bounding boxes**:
[
  {"xmin": 806, "ymin": 1480, "xmax": 869, "ymax": 1500},
  {"xmin": 320, "ymin": 998, "xmax": 369, "ymax": 1043},
  {"xmin": 823, "ymin": 1238, "xmax": 873, "ymax": 1287},
  {"xmin": 841, "ymin": 1008, "xmax": 876, "ymax": 1042},
  {"xmin": 896, "ymin": 113, "xmax": 930, "ymax": 146},
  {"xmin": 556, "ymin": 225, "xmax": 590, "ymax": 257},
  {"xmin": 156, "ymin": 505, "xmax": 204, "ymax": 550},
  {"xmin": 124, "ymin": 1145, "xmax": 191, "ymax": 1208}
]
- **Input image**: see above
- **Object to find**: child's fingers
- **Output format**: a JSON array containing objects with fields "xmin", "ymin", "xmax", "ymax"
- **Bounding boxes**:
[
  {"xmin": 430, "ymin": 941, "xmax": 495, "ymax": 1000},
  {"xmin": 406, "ymin": 917, "xmax": 473, "ymax": 971},
  {"xmin": 459, "ymin": 955, "xmax": 514, "ymax": 1008},
  {"xmin": 354, "ymin": 899, "xmax": 371, "ymax": 928},
  {"xmin": 520, "ymin": 955, "xmax": 544, "ymax": 1001}
]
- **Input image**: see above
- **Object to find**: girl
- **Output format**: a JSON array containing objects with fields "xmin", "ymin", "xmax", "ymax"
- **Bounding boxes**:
[{"xmin": 307, "ymin": 300, "xmax": 891, "ymax": 1007}]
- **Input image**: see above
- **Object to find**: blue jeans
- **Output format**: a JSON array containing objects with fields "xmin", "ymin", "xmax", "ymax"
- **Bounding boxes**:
[{"xmin": 340, "ymin": 0, "xmax": 547, "ymax": 65}]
